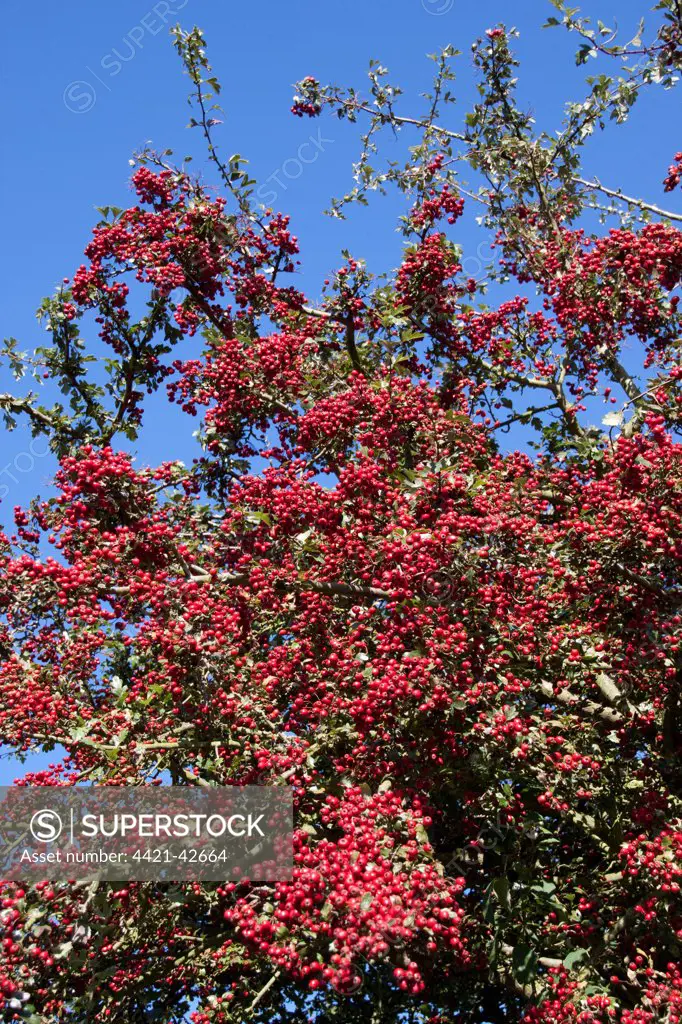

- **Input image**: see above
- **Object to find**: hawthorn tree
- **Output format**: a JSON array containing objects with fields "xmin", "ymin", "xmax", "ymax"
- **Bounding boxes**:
[{"xmin": 1, "ymin": 4, "xmax": 682, "ymax": 1022}]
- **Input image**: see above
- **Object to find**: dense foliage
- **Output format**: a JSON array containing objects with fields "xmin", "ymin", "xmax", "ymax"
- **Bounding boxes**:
[{"xmin": 1, "ymin": 4, "xmax": 682, "ymax": 1021}]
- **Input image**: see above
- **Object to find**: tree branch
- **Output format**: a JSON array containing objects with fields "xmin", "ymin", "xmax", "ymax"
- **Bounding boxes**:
[
  {"xmin": 539, "ymin": 681, "xmax": 623, "ymax": 724},
  {"xmin": 574, "ymin": 177, "xmax": 682, "ymax": 224}
]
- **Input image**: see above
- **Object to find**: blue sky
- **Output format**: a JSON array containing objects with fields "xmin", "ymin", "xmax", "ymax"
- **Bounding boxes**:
[{"xmin": 0, "ymin": 0, "xmax": 679, "ymax": 782}]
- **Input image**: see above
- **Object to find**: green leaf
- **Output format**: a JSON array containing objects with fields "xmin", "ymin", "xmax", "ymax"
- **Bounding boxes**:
[
  {"xmin": 533, "ymin": 880, "xmax": 557, "ymax": 895},
  {"xmin": 512, "ymin": 944, "xmax": 538, "ymax": 985},
  {"xmin": 563, "ymin": 948, "xmax": 589, "ymax": 969},
  {"xmin": 360, "ymin": 893, "xmax": 373, "ymax": 911},
  {"xmin": 415, "ymin": 824, "xmax": 429, "ymax": 845},
  {"xmin": 492, "ymin": 877, "xmax": 511, "ymax": 909}
]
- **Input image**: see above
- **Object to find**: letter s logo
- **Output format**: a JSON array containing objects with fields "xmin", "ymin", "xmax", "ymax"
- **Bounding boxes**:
[{"xmin": 30, "ymin": 809, "xmax": 63, "ymax": 843}]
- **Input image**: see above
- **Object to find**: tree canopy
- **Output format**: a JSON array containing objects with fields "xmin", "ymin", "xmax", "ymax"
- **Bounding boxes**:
[{"xmin": 1, "ymin": 4, "xmax": 682, "ymax": 1022}]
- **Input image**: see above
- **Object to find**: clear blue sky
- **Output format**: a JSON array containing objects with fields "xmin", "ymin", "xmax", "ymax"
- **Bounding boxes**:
[{"xmin": 0, "ymin": 0, "xmax": 678, "ymax": 782}]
